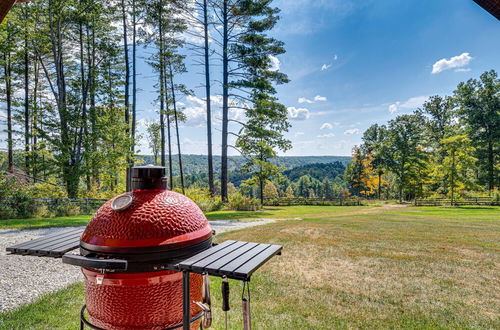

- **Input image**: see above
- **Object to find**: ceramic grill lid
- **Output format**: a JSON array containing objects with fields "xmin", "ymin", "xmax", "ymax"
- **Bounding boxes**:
[{"xmin": 80, "ymin": 166, "xmax": 212, "ymax": 255}]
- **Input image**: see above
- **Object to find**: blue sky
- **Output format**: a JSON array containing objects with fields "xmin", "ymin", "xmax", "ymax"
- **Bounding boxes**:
[{"xmin": 1, "ymin": 0, "xmax": 499, "ymax": 157}]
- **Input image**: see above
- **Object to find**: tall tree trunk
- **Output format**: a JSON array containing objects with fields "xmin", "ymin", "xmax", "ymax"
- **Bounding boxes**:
[
  {"xmin": 158, "ymin": 4, "xmax": 166, "ymax": 169},
  {"xmin": 451, "ymin": 151, "xmax": 456, "ymax": 205},
  {"xmin": 166, "ymin": 95, "xmax": 173, "ymax": 190},
  {"xmin": 203, "ymin": 0, "xmax": 215, "ymax": 195},
  {"xmin": 488, "ymin": 140, "xmax": 494, "ymax": 194},
  {"xmin": 3, "ymin": 51, "xmax": 13, "ymax": 173},
  {"xmin": 121, "ymin": 0, "xmax": 130, "ymax": 138},
  {"xmin": 131, "ymin": 0, "xmax": 137, "ymax": 163},
  {"xmin": 168, "ymin": 62, "xmax": 185, "ymax": 194},
  {"xmin": 378, "ymin": 171, "xmax": 382, "ymax": 199},
  {"xmin": 32, "ymin": 61, "xmax": 40, "ymax": 182},
  {"xmin": 24, "ymin": 11, "xmax": 30, "ymax": 176},
  {"xmin": 221, "ymin": 0, "xmax": 229, "ymax": 202}
]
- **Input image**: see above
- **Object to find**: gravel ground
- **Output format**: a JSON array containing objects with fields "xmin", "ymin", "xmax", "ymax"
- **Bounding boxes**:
[{"xmin": 0, "ymin": 218, "xmax": 275, "ymax": 313}]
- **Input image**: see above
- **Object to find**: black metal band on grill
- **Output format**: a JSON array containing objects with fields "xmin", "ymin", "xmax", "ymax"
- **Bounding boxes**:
[{"xmin": 75, "ymin": 238, "xmax": 213, "ymax": 273}]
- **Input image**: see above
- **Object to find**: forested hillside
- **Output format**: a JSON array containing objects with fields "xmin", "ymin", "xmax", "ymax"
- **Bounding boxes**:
[{"xmin": 138, "ymin": 155, "xmax": 351, "ymax": 176}]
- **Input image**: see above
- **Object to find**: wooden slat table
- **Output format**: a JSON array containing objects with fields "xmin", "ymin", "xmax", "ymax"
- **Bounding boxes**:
[
  {"xmin": 6, "ymin": 227, "xmax": 84, "ymax": 257},
  {"xmin": 177, "ymin": 240, "xmax": 282, "ymax": 280}
]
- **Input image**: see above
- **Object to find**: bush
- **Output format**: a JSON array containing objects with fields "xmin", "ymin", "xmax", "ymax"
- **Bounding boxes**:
[
  {"xmin": 9, "ymin": 190, "xmax": 37, "ymax": 218},
  {"xmin": 184, "ymin": 188, "xmax": 223, "ymax": 213},
  {"xmin": 49, "ymin": 200, "xmax": 81, "ymax": 217},
  {"xmin": 228, "ymin": 193, "xmax": 261, "ymax": 211}
]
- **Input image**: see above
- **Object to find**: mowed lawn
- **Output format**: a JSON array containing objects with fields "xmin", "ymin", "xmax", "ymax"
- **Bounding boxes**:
[{"xmin": 0, "ymin": 205, "xmax": 499, "ymax": 329}]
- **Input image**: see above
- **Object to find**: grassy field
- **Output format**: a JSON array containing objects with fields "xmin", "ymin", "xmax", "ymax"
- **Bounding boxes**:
[
  {"xmin": 0, "ymin": 205, "xmax": 373, "ymax": 230},
  {"xmin": 0, "ymin": 205, "xmax": 499, "ymax": 329}
]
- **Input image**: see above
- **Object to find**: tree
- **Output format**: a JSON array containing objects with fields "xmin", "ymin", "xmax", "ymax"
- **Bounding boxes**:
[
  {"xmin": 362, "ymin": 124, "xmax": 388, "ymax": 199},
  {"xmin": 232, "ymin": 0, "xmax": 290, "ymax": 205},
  {"xmin": 454, "ymin": 70, "xmax": 499, "ymax": 193},
  {"xmin": 386, "ymin": 114, "xmax": 428, "ymax": 202},
  {"xmin": 0, "ymin": 14, "xmax": 17, "ymax": 173},
  {"xmin": 345, "ymin": 146, "xmax": 367, "ymax": 196},
  {"xmin": 436, "ymin": 135, "xmax": 478, "ymax": 203},
  {"xmin": 147, "ymin": 121, "xmax": 161, "ymax": 165},
  {"xmin": 212, "ymin": 0, "xmax": 287, "ymax": 201},
  {"xmin": 263, "ymin": 181, "xmax": 278, "ymax": 199}
]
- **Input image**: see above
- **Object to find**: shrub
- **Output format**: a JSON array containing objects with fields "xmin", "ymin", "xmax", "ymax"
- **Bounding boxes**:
[
  {"xmin": 49, "ymin": 200, "xmax": 81, "ymax": 217},
  {"xmin": 184, "ymin": 188, "xmax": 223, "ymax": 213},
  {"xmin": 228, "ymin": 193, "xmax": 261, "ymax": 211},
  {"xmin": 9, "ymin": 190, "xmax": 37, "ymax": 218}
]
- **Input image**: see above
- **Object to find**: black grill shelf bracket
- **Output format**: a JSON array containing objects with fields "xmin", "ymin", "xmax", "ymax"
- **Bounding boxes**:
[{"xmin": 6, "ymin": 227, "xmax": 84, "ymax": 257}]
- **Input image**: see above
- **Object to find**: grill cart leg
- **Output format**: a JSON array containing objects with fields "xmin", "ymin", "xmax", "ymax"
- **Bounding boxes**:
[{"xmin": 183, "ymin": 271, "xmax": 190, "ymax": 330}]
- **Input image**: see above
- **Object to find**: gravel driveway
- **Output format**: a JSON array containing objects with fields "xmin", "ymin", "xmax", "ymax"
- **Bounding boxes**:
[{"xmin": 0, "ymin": 219, "xmax": 274, "ymax": 313}]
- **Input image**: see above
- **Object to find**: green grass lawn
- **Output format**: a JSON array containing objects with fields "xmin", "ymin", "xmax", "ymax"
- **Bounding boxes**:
[
  {"xmin": 0, "ymin": 205, "xmax": 370, "ymax": 230},
  {"xmin": 0, "ymin": 205, "xmax": 499, "ymax": 329}
]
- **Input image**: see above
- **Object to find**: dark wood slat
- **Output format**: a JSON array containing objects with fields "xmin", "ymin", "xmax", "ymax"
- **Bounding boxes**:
[
  {"xmin": 206, "ymin": 242, "xmax": 260, "ymax": 274},
  {"xmin": 178, "ymin": 240, "xmax": 237, "ymax": 268},
  {"xmin": 48, "ymin": 239, "xmax": 82, "ymax": 256},
  {"xmin": 189, "ymin": 241, "xmax": 249, "ymax": 273},
  {"xmin": 232, "ymin": 245, "xmax": 282, "ymax": 279},
  {"xmin": 177, "ymin": 241, "xmax": 282, "ymax": 280},
  {"xmin": 8, "ymin": 228, "xmax": 82, "ymax": 250},
  {"xmin": 218, "ymin": 243, "xmax": 271, "ymax": 275},
  {"xmin": 35, "ymin": 233, "xmax": 82, "ymax": 253},
  {"xmin": 6, "ymin": 228, "xmax": 83, "ymax": 257},
  {"xmin": 14, "ymin": 233, "xmax": 81, "ymax": 255}
]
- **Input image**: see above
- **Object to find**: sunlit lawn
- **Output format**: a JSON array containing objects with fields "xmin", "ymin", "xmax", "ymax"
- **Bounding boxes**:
[
  {"xmin": 0, "ymin": 205, "xmax": 499, "ymax": 329},
  {"xmin": 0, "ymin": 205, "xmax": 371, "ymax": 230}
]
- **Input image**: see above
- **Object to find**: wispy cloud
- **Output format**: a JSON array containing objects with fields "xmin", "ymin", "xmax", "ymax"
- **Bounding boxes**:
[
  {"xmin": 298, "ymin": 97, "xmax": 314, "ymax": 104},
  {"xmin": 317, "ymin": 133, "xmax": 336, "ymax": 138},
  {"xmin": 299, "ymin": 95, "xmax": 327, "ymax": 104},
  {"xmin": 432, "ymin": 52, "xmax": 473, "ymax": 74},
  {"xmin": 287, "ymin": 107, "xmax": 311, "ymax": 121},
  {"xmin": 321, "ymin": 64, "xmax": 332, "ymax": 71},
  {"xmin": 269, "ymin": 55, "xmax": 281, "ymax": 71},
  {"xmin": 344, "ymin": 128, "xmax": 360, "ymax": 135},
  {"xmin": 388, "ymin": 96, "xmax": 428, "ymax": 114},
  {"xmin": 320, "ymin": 123, "xmax": 333, "ymax": 130}
]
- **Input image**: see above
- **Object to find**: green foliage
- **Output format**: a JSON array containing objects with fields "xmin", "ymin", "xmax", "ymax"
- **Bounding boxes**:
[
  {"xmin": 228, "ymin": 193, "xmax": 261, "ymax": 211},
  {"xmin": 184, "ymin": 188, "xmax": 223, "ymax": 213},
  {"xmin": 454, "ymin": 70, "xmax": 500, "ymax": 192}
]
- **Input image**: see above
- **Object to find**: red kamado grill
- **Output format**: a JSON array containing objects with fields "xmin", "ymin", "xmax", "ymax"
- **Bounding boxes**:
[{"xmin": 7, "ymin": 166, "xmax": 282, "ymax": 330}]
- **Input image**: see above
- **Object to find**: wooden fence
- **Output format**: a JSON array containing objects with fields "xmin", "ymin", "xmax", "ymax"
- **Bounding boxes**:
[
  {"xmin": 0, "ymin": 198, "xmax": 107, "ymax": 209},
  {"xmin": 264, "ymin": 197, "xmax": 361, "ymax": 206},
  {"xmin": 414, "ymin": 197, "xmax": 498, "ymax": 206}
]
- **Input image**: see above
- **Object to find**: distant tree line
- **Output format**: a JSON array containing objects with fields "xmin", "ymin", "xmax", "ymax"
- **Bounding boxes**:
[{"xmin": 345, "ymin": 70, "xmax": 499, "ymax": 202}]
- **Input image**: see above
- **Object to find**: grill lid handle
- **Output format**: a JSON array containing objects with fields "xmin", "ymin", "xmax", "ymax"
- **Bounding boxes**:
[{"xmin": 62, "ymin": 254, "xmax": 128, "ymax": 271}]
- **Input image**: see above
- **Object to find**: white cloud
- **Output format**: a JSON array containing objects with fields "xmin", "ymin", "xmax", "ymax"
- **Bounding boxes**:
[
  {"xmin": 287, "ymin": 107, "xmax": 310, "ymax": 121},
  {"xmin": 317, "ymin": 133, "xmax": 336, "ymax": 138},
  {"xmin": 321, "ymin": 64, "xmax": 332, "ymax": 71},
  {"xmin": 389, "ymin": 102, "xmax": 400, "ymax": 114},
  {"xmin": 344, "ymin": 128, "xmax": 360, "ymax": 135},
  {"xmin": 388, "ymin": 96, "xmax": 428, "ymax": 114},
  {"xmin": 333, "ymin": 54, "xmax": 339, "ymax": 61},
  {"xmin": 269, "ymin": 55, "xmax": 281, "ymax": 71},
  {"xmin": 320, "ymin": 123, "xmax": 333, "ymax": 130},
  {"xmin": 299, "ymin": 95, "xmax": 328, "ymax": 104},
  {"xmin": 295, "ymin": 132, "xmax": 305, "ymax": 137},
  {"xmin": 298, "ymin": 97, "xmax": 313, "ymax": 104},
  {"xmin": 432, "ymin": 52, "xmax": 473, "ymax": 74}
]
